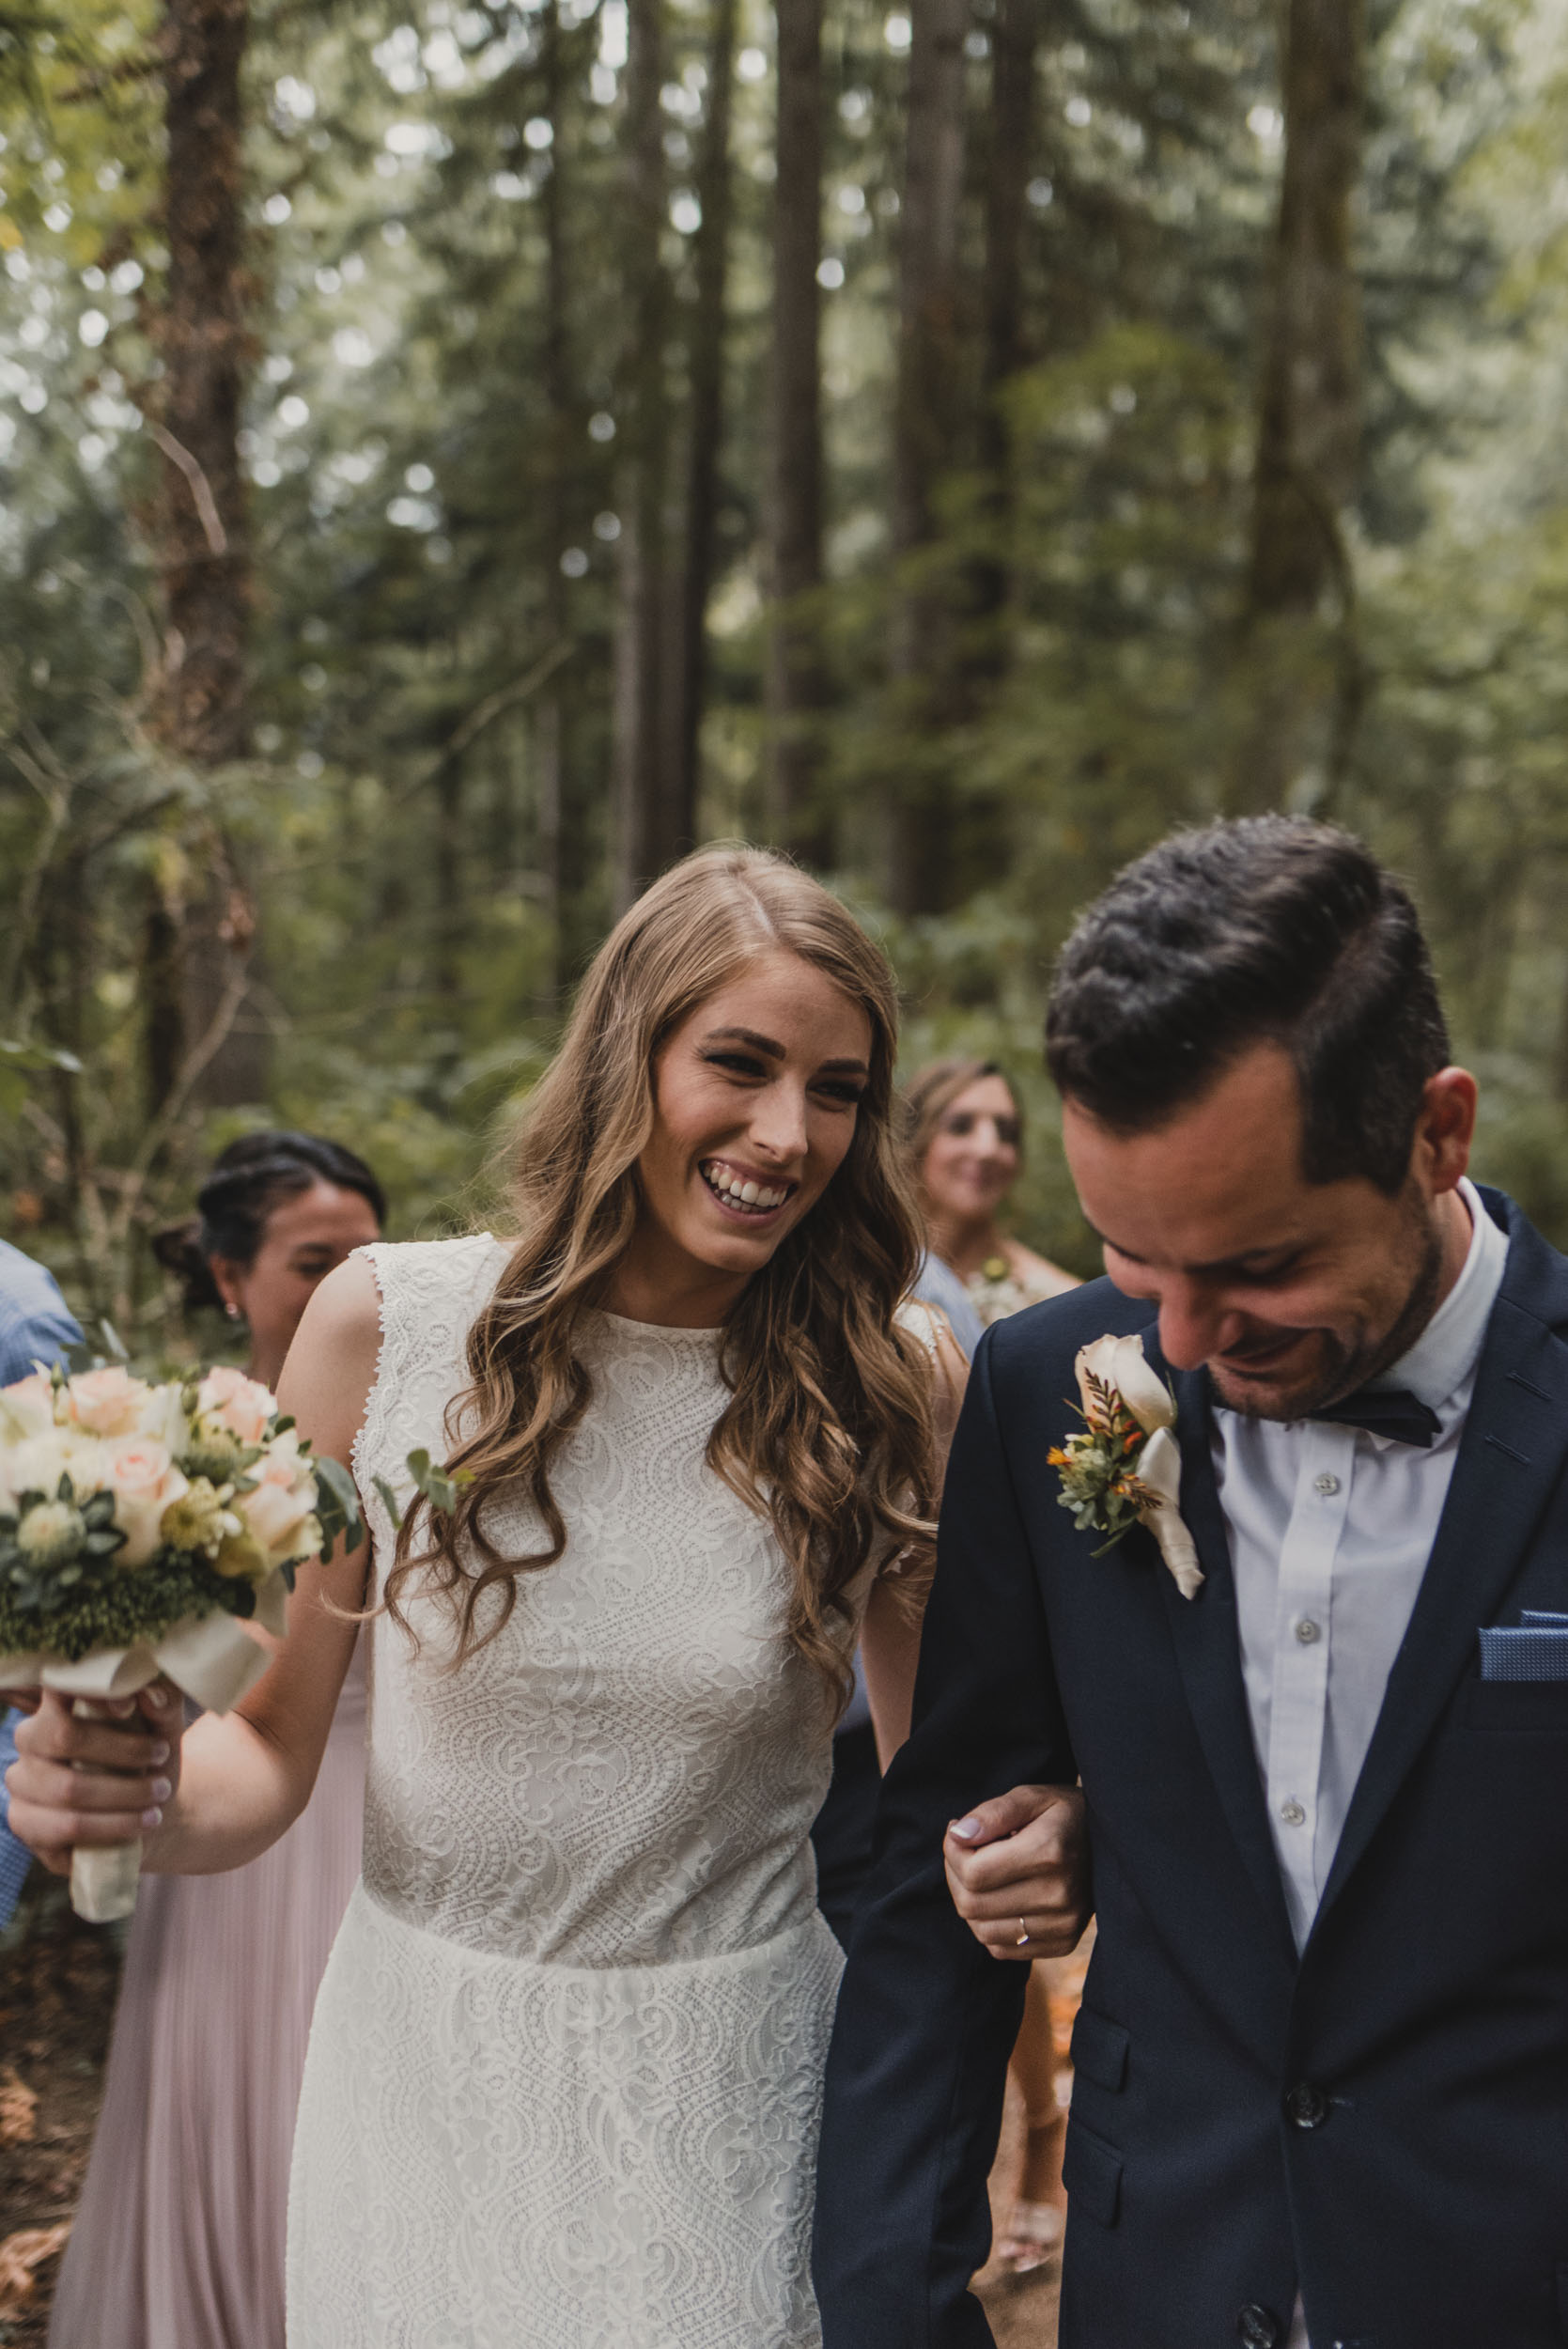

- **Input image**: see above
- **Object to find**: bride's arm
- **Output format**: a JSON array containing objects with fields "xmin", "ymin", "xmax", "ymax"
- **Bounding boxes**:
[
  {"xmin": 861, "ymin": 1324, "xmax": 969, "ymax": 1768},
  {"xmin": 6, "ymin": 1256, "xmax": 381, "ymax": 1879}
]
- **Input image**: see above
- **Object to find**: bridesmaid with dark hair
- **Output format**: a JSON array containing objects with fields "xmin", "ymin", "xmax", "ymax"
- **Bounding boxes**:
[{"xmin": 47, "ymin": 1132, "xmax": 384, "ymax": 2349}]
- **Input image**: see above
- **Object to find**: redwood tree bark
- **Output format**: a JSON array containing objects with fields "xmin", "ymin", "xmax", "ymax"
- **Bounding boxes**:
[
  {"xmin": 611, "ymin": 0, "xmax": 673, "ymax": 908},
  {"xmin": 976, "ymin": 0, "xmax": 1037, "ymax": 604},
  {"xmin": 766, "ymin": 0, "xmax": 831, "ymax": 863},
  {"xmin": 536, "ymin": 0, "xmax": 572, "ymax": 1001},
  {"xmin": 662, "ymin": 0, "xmax": 737, "ymax": 853},
  {"xmin": 147, "ymin": 0, "xmax": 261, "ymax": 1107},
  {"xmin": 886, "ymin": 0, "xmax": 970, "ymax": 912},
  {"xmin": 1234, "ymin": 0, "xmax": 1365, "ymax": 812}
]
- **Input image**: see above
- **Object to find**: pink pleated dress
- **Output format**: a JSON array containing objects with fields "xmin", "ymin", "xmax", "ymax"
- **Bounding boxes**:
[{"xmin": 47, "ymin": 1640, "xmax": 366, "ymax": 2349}]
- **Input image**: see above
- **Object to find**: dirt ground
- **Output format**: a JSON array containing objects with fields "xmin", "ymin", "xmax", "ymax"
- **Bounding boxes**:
[
  {"xmin": 0, "ymin": 1875, "xmax": 125, "ymax": 2344},
  {"xmin": 0, "ymin": 1869, "xmax": 1062, "ymax": 2347}
]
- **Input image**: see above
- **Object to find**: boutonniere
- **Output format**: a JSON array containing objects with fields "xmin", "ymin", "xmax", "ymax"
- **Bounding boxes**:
[{"xmin": 1048, "ymin": 1334, "xmax": 1204, "ymax": 1600}]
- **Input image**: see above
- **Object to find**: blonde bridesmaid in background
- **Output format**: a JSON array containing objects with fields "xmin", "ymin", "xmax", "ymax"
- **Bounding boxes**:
[{"xmin": 908, "ymin": 1058, "xmax": 1082, "ymax": 2276}]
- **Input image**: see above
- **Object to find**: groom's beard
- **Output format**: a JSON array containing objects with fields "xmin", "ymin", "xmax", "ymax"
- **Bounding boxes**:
[{"xmin": 1208, "ymin": 1212, "xmax": 1445, "ymax": 1424}]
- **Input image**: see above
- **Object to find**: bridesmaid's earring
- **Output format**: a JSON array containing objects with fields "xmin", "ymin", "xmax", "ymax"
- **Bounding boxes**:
[{"xmin": 225, "ymin": 1302, "xmax": 241, "ymax": 1321}]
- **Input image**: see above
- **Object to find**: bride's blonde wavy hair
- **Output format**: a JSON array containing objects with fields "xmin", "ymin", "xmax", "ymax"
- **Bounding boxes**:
[{"xmin": 382, "ymin": 845, "xmax": 937, "ymax": 1701}]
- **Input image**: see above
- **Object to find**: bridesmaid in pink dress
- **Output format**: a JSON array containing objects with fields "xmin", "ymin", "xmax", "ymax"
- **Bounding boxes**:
[{"xmin": 48, "ymin": 1133, "xmax": 384, "ymax": 2349}]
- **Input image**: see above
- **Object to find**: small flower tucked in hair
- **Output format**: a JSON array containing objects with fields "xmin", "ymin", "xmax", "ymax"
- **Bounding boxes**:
[{"xmin": 1048, "ymin": 1334, "xmax": 1203, "ymax": 1600}]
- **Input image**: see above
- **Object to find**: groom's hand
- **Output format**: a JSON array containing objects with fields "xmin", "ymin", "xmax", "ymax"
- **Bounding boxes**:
[{"xmin": 944, "ymin": 1784, "xmax": 1090, "ymax": 1959}]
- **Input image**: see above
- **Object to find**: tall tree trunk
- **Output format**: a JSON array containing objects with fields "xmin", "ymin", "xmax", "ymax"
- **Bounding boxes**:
[
  {"xmin": 536, "ymin": 0, "xmax": 571, "ymax": 1005},
  {"xmin": 886, "ymin": 0, "xmax": 970, "ymax": 913},
  {"xmin": 432, "ymin": 754, "xmax": 463, "ymax": 1003},
  {"xmin": 766, "ymin": 0, "xmax": 831, "ymax": 863},
  {"xmin": 974, "ymin": 0, "xmax": 1036, "ymax": 629},
  {"xmin": 662, "ymin": 0, "xmax": 737, "ymax": 853},
  {"xmin": 612, "ymin": 0, "xmax": 672, "ymax": 909},
  {"xmin": 1232, "ymin": 0, "xmax": 1364, "ymax": 814},
  {"xmin": 147, "ymin": 0, "xmax": 261, "ymax": 1107}
]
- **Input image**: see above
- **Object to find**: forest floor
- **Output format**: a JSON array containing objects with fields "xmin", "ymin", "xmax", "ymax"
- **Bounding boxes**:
[
  {"xmin": 0, "ymin": 1877, "xmax": 122, "ymax": 2344},
  {"xmin": 0, "ymin": 1873, "xmax": 1062, "ymax": 2346}
]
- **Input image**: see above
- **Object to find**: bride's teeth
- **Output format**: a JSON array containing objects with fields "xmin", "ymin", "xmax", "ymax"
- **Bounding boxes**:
[{"xmin": 701, "ymin": 1161, "xmax": 788, "ymax": 1210}]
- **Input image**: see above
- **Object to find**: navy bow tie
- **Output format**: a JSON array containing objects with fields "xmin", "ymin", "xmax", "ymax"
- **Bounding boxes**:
[{"xmin": 1308, "ymin": 1387, "xmax": 1441, "ymax": 1449}]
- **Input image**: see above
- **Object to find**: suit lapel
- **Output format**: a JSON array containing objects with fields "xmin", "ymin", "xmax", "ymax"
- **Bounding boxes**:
[
  {"xmin": 1150, "ymin": 1351, "xmax": 1299, "ymax": 1968},
  {"xmin": 1316, "ymin": 1203, "xmax": 1568, "ymax": 1929}
]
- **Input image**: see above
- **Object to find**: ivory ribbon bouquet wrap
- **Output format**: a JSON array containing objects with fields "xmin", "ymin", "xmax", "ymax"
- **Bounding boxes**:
[{"xmin": 0, "ymin": 1359, "xmax": 363, "ymax": 1922}]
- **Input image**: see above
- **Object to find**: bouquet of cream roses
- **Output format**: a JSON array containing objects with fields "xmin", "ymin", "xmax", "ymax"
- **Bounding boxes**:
[{"xmin": 0, "ymin": 1359, "xmax": 361, "ymax": 1921}]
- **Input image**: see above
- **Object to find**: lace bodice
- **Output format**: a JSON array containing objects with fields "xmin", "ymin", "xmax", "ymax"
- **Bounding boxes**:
[{"xmin": 353, "ymin": 1235, "xmax": 850, "ymax": 1967}]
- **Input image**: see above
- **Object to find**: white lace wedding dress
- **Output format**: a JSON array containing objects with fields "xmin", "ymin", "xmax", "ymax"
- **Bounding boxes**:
[{"xmin": 286, "ymin": 1234, "xmax": 876, "ymax": 2349}]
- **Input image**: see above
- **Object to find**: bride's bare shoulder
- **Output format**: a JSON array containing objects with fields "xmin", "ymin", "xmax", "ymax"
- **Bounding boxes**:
[{"xmin": 278, "ymin": 1252, "xmax": 383, "ymax": 1420}]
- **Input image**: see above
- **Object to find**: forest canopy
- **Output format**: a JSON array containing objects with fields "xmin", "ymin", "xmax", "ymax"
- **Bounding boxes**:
[{"xmin": 2, "ymin": 0, "xmax": 1566, "ymax": 1347}]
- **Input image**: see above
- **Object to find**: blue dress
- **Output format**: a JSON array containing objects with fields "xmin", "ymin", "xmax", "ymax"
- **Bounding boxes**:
[{"xmin": 0, "ymin": 1238, "xmax": 84, "ymax": 1926}]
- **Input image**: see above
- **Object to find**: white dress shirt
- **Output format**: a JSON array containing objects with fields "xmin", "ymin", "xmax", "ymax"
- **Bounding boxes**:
[{"xmin": 1211, "ymin": 1179, "xmax": 1508, "ymax": 2349}]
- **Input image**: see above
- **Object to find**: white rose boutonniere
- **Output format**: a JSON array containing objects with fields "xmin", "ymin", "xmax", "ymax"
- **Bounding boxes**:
[{"xmin": 1048, "ymin": 1334, "xmax": 1204, "ymax": 1600}]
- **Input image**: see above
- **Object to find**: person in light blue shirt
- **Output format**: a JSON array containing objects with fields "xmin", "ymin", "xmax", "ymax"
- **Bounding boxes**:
[
  {"xmin": 0, "ymin": 1237, "xmax": 84, "ymax": 1931},
  {"xmin": 909, "ymin": 1248, "xmax": 985, "ymax": 1362}
]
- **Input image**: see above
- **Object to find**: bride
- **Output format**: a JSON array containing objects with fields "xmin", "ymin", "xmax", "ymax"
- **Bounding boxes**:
[{"xmin": 8, "ymin": 847, "xmax": 965, "ymax": 2349}]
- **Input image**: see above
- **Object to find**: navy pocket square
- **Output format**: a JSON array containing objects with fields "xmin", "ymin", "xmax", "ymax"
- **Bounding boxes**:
[{"xmin": 1479, "ymin": 1621, "xmax": 1568, "ymax": 1681}]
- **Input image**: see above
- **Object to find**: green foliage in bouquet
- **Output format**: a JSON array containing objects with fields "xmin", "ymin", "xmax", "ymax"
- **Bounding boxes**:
[
  {"xmin": 0, "ymin": 1361, "xmax": 369, "ymax": 1665},
  {"xmin": 0, "ymin": 1468, "xmax": 279, "ymax": 1661}
]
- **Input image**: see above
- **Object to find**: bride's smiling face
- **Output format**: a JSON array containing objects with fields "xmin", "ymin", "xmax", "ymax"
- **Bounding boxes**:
[{"xmin": 620, "ymin": 950, "xmax": 873, "ymax": 1320}]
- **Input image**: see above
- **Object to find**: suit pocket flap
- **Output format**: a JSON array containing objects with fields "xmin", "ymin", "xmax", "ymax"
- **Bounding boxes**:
[
  {"xmin": 1061, "ymin": 2115, "xmax": 1123, "ymax": 2227},
  {"xmin": 1070, "ymin": 2005, "xmax": 1129, "ymax": 2093}
]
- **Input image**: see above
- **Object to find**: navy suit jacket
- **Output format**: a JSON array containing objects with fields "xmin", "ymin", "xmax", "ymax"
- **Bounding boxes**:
[{"xmin": 814, "ymin": 1189, "xmax": 1568, "ymax": 2349}]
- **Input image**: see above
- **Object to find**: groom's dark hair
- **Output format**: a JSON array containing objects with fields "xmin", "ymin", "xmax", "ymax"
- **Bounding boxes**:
[{"xmin": 1045, "ymin": 817, "xmax": 1451, "ymax": 1195}]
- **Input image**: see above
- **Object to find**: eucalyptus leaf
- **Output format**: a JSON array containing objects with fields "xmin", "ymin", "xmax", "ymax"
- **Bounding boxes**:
[{"xmin": 312, "ymin": 1452, "xmax": 365, "ymax": 1562}]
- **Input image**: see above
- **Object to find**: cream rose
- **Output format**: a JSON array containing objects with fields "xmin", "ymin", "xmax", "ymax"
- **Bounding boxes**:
[
  {"xmin": 0, "ymin": 1426, "xmax": 99, "ymax": 1511},
  {"xmin": 238, "ymin": 1475, "xmax": 317, "ymax": 1563},
  {"xmin": 196, "ymin": 1365, "xmax": 275, "ymax": 1448},
  {"xmin": 135, "ymin": 1379, "xmax": 193, "ymax": 1461},
  {"xmin": 0, "ymin": 1372, "xmax": 59, "ymax": 1441},
  {"xmin": 66, "ymin": 1365, "xmax": 148, "ymax": 1439},
  {"xmin": 102, "ymin": 1436, "xmax": 189, "ymax": 1568},
  {"xmin": 1074, "ymin": 1333, "xmax": 1175, "ymax": 1436}
]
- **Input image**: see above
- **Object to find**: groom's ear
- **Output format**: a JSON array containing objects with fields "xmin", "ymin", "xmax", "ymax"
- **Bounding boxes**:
[{"xmin": 1412, "ymin": 1067, "xmax": 1477, "ymax": 1198}]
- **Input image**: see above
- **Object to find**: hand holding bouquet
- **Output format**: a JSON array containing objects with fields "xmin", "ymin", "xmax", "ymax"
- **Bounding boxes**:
[{"xmin": 0, "ymin": 1360, "xmax": 361, "ymax": 1921}]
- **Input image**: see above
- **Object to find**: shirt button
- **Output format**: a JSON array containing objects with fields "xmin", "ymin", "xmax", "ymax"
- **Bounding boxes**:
[
  {"xmin": 1313, "ymin": 1470, "xmax": 1341, "ymax": 1496},
  {"xmin": 1285, "ymin": 2081, "xmax": 1330, "ymax": 2129},
  {"xmin": 1295, "ymin": 1617, "xmax": 1321, "ymax": 1645},
  {"xmin": 1279, "ymin": 1797, "xmax": 1306, "ymax": 1827},
  {"xmin": 1236, "ymin": 2307, "xmax": 1280, "ymax": 2349}
]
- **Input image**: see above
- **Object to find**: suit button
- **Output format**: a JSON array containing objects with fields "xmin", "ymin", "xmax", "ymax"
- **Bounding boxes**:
[
  {"xmin": 1236, "ymin": 2307, "xmax": 1279, "ymax": 2348},
  {"xmin": 1285, "ymin": 2081, "xmax": 1329, "ymax": 2128}
]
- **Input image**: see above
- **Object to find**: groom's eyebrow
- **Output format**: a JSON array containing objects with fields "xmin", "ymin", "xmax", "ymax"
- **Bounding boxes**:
[{"xmin": 1088, "ymin": 1224, "xmax": 1301, "ymax": 1275}]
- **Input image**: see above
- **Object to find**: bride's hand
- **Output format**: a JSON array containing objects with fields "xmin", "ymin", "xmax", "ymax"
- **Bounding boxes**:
[
  {"xmin": 6, "ymin": 1682, "xmax": 183, "ymax": 1875},
  {"xmin": 943, "ymin": 1783, "xmax": 1091, "ymax": 1959}
]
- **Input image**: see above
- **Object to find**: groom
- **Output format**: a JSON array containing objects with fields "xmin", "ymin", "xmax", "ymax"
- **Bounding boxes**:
[{"xmin": 815, "ymin": 816, "xmax": 1568, "ymax": 2349}]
